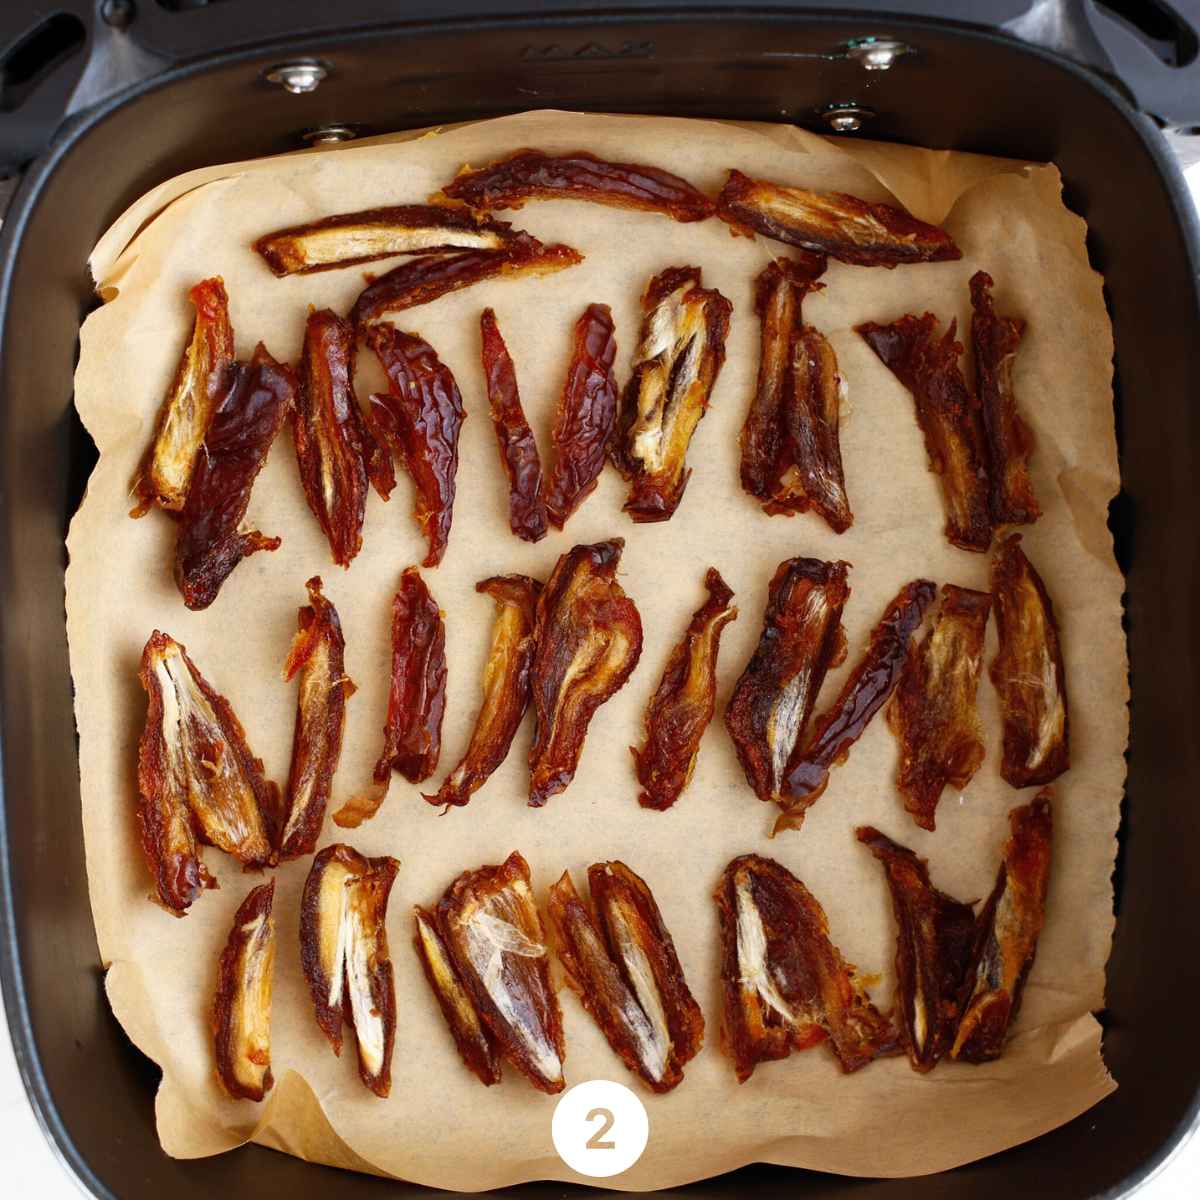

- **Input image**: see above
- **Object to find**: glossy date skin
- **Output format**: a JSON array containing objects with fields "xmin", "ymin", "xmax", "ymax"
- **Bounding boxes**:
[
  {"xmin": 724, "ymin": 558, "xmax": 850, "ymax": 806},
  {"xmin": 137, "ymin": 631, "xmax": 279, "ymax": 915},
  {"xmin": 777, "ymin": 578, "xmax": 937, "ymax": 832},
  {"xmin": 436, "ymin": 851, "xmax": 566, "ymax": 1093},
  {"xmin": 295, "ymin": 309, "xmax": 392, "ymax": 570},
  {"xmin": 886, "ymin": 584, "xmax": 992, "ymax": 831},
  {"xmin": 544, "ymin": 304, "xmax": 619, "ymax": 529},
  {"xmin": 132, "ymin": 277, "xmax": 236, "ymax": 515},
  {"xmin": 300, "ymin": 844, "xmax": 400, "ymax": 1096},
  {"xmin": 479, "ymin": 308, "xmax": 547, "ymax": 542},
  {"xmin": 858, "ymin": 315, "xmax": 992, "ymax": 553},
  {"xmin": 350, "ymin": 233, "xmax": 582, "ymax": 327},
  {"xmin": 856, "ymin": 827, "xmax": 976, "ymax": 1072},
  {"xmin": 548, "ymin": 862, "xmax": 703, "ymax": 1093},
  {"xmin": 368, "ymin": 325, "xmax": 465, "ymax": 567},
  {"xmin": 424, "ymin": 575, "xmax": 541, "ymax": 808},
  {"xmin": 611, "ymin": 266, "xmax": 732, "ymax": 522},
  {"xmin": 989, "ymin": 535, "xmax": 1069, "ymax": 788},
  {"xmin": 254, "ymin": 204, "xmax": 521, "ymax": 275},
  {"xmin": 212, "ymin": 880, "xmax": 276, "ymax": 1101},
  {"xmin": 634, "ymin": 568, "xmax": 737, "ymax": 810},
  {"xmin": 952, "ymin": 793, "xmax": 1053, "ymax": 1062},
  {"xmin": 528, "ymin": 540, "xmax": 643, "ymax": 806},
  {"xmin": 715, "ymin": 854, "xmax": 894, "ymax": 1081},
  {"xmin": 716, "ymin": 170, "xmax": 961, "ymax": 267},
  {"xmin": 970, "ymin": 271, "xmax": 1040, "ymax": 528},
  {"xmin": 174, "ymin": 344, "xmax": 295, "ymax": 610},
  {"xmin": 279, "ymin": 577, "xmax": 354, "ymax": 860},
  {"xmin": 440, "ymin": 149, "xmax": 716, "ymax": 222}
]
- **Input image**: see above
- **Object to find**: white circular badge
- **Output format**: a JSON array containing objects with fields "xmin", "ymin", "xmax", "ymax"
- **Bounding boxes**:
[{"xmin": 551, "ymin": 1079, "xmax": 649, "ymax": 1178}]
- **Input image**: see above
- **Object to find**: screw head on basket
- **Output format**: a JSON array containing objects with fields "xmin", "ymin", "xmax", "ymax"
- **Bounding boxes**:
[{"xmin": 265, "ymin": 61, "xmax": 328, "ymax": 94}]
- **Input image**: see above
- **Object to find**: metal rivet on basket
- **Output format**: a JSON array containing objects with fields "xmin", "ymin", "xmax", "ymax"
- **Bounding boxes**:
[
  {"xmin": 302, "ymin": 125, "xmax": 359, "ymax": 145},
  {"xmin": 821, "ymin": 104, "xmax": 876, "ymax": 133},
  {"xmin": 845, "ymin": 38, "xmax": 912, "ymax": 70},
  {"xmin": 264, "ymin": 61, "xmax": 328, "ymax": 94}
]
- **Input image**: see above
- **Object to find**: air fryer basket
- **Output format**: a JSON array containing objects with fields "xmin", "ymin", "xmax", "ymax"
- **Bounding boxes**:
[{"xmin": 1, "ymin": 3, "xmax": 1198, "ymax": 1198}]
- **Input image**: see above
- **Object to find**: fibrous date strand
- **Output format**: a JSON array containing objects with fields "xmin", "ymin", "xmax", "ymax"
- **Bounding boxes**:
[
  {"xmin": 777, "ymin": 579, "xmax": 936, "ymax": 832},
  {"xmin": 424, "ymin": 575, "xmax": 541, "ymax": 808},
  {"xmin": 724, "ymin": 558, "xmax": 850, "ymax": 805},
  {"xmin": 434, "ymin": 851, "xmax": 566, "ymax": 1093},
  {"xmin": 858, "ymin": 314, "xmax": 992, "ymax": 552},
  {"xmin": 952, "ymin": 793, "xmax": 1053, "ymax": 1062},
  {"xmin": 528, "ymin": 540, "xmax": 643, "ymax": 806},
  {"xmin": 295, "ymin": 309, "xmax": 392, "ymax": 569},
  {"xmin": 610, "ymin": 266, "xmax": 732, "ymax": 522},
  {"xmin": 279, "ymin": 577, "xmax": 355, "ymax": 860},
  {"xmin": 300, "ymin": 845, "xmax": 400, "ymax": 1096},
  {"xmin": 741, "ymin": 256, "xmax": 852, "ymax": 531},
  {"xmin": 856, "ymin": 827, "xmax": 976, "ymax": 1072},
  {"xmin": 971, "ymin": 271, "xmax": 1040, "ymax": 527},
  {"xmin": 137, "ymin": 632, "xmax": 279, "ymax": 915},
  {"xmin": 989, "ymin": 535, "xmax": 1069, "ymax": 788},
  {"xmin": 367, "ymin": 324, "xmax": 465, "ymax": 567},
  {"xmin": 132, "ymin": 277, "xmax": 236, "ymax": 515},
  {"xmin": 350, "ymin": 233, "xmax": 582, "ymax": 328},
  {"xmin": 254, "ymin": 204, "xmax": 521, "ymax": 276},
  {"xmin": 715, "ymin": 854, "xmax": 894, "ymax": 1081},
  {"xmin": 548, "ymin": 861, "xmax": 703, "ymax": 1092},
  {"xmin": 716, "ymin": 170, "xmax": 961, "ymax": 267},
  {"xmin": 440, "ymin": 149, "xmax": 715, "ymax": 222},
  {"xmin": 174, "ymin": 343, "xmax": 295, "ymax": 610},
  {"xmin": 212, "ymin": 880, "xmax": 276, "ymax": 1101},
  {"xmin": 480, "ymin": 308, "xmax": 547, "ymax": 542},
  {"xmin": 634, "ymin": 568, "xmax": 737, "ymax": 811},
  {"xmin": 886, "ymin": 584, "xmax": 992, "ymax": 831},
  {"xmin": 543, "ymin": 304, "xmax": 619, "ymax": 529}
]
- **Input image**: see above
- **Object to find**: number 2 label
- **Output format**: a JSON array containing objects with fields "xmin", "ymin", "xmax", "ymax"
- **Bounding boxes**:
[{"xmin": 552, "ymin": 1080, "xmax": 649, "ymax": 1177}]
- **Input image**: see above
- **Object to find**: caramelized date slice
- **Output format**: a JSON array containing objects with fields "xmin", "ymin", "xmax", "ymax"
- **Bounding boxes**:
[
  {"xmin": 952, "ymin": 793, "xmax": 1053, "ymax": 1062},
  {"xmin": 413, "ymin": 906, "xmax": 502, "ymax": 1086},
  {"xmin": 137, "ymin": 632, "xmax": 279, "ymax": 914},
  {"xmin": 480, "ymin": 308, "xmax": 547, "ymax": 542},
  {"xmin": 300, "ymin": 844, "xmax": 400, "ymax": 1096},
  {"xmin": 716, "ymin": 854, "xmax": 894, "ymax": 1081},
  {"xmin": 635, "ymin": 568, "xmax": 738, "ymax": 810},
  {"xmin": 529, "ymin": 540, "xmax": 643, "ymax": 806},
  {"xmin": 549, "ymin": 863, "xmax": 702, "ymax": 1093},
  {"xmin": 971, "ymin": 271, "xmax": 1040, "ymax": 527},
  {"xmin": 132, "ymin": 277, "xmax": 236, "ymax": 515},
  {"xmin": 724, "ymin": 558, "xmax": 850, "ymax": 805},
  {"xmin": 437, "ymin": 851, "xmax": 565, "ymax": 1093},
  {"xmin": 351, "ymin": 234, "xmax": 582, "ymax": 327},
  {"xmin": 174, "ymin": 344, "xmax": 295, "ymax": 610},
  {"xmin": 544, "ymin": 304, "xmax": 619, "ymax": 529},
  {"xmin": 778, "ymin": 579, "xmax": 936, "ymax": 831},
  {"xmin": 367, "ymin": 325, "xmax": 465, "ymax": 567},
  {"xmin": 611, "ymin": 267, "xmax": 732, "ymax": 522},
  {"xmin": 440, "ymin": 149, "xmax": 715, "ymax": 222},
  {"xmin": 989, "ymin": 535, "xmax": 1069, "ymax": 787},
  {"xmin": 295, "ymin": 310, "xmax": 391, "ymax": 569},
  {"xmin": 213, "ymin": 881, "xmax": 276, "ymax": 1101},
  {"xmin": 424, "ymin": 575, "xmax": 540, "ymax": 809},
  {"xmin": 716, "ymin": 170, "xmax": 961, "ymax": 267},
  {"xmin": 856, "ymin": 828, "xmax": 976, "ymax": 1072},
  {"xmin": 279, "ymin": 578, "xmax": 355, "ymax": 860},
  {"xmin": 254, "ymin": 204, "xmax": 520, "ymax": 276},
  {"xmin": 589, "ymin": 861, "xmax": 704, "ymax": 1077},
  {"xmin": 886, "ymin": 584, "xmax": 992, "ymax": 831},
  {"xmin": 858, "ymin": 314, "xmax": 992, "ymax": 552}
]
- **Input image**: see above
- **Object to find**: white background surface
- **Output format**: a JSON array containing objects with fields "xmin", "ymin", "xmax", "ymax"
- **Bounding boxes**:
[{"xmin": 0, "ymin": 157, "xmax": 1196, "ymax": 1200}]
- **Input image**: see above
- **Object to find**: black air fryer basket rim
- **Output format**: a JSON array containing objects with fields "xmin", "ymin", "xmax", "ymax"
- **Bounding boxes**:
[{"xmin": 1, "ymin": 6, "xmax": 1199, "ymax": 1200}]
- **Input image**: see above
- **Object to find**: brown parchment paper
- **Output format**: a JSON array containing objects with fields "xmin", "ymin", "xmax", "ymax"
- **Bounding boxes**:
[{"xmin": 66, "ymin": 110, "xmax": 1126, "ymax": 1191}]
